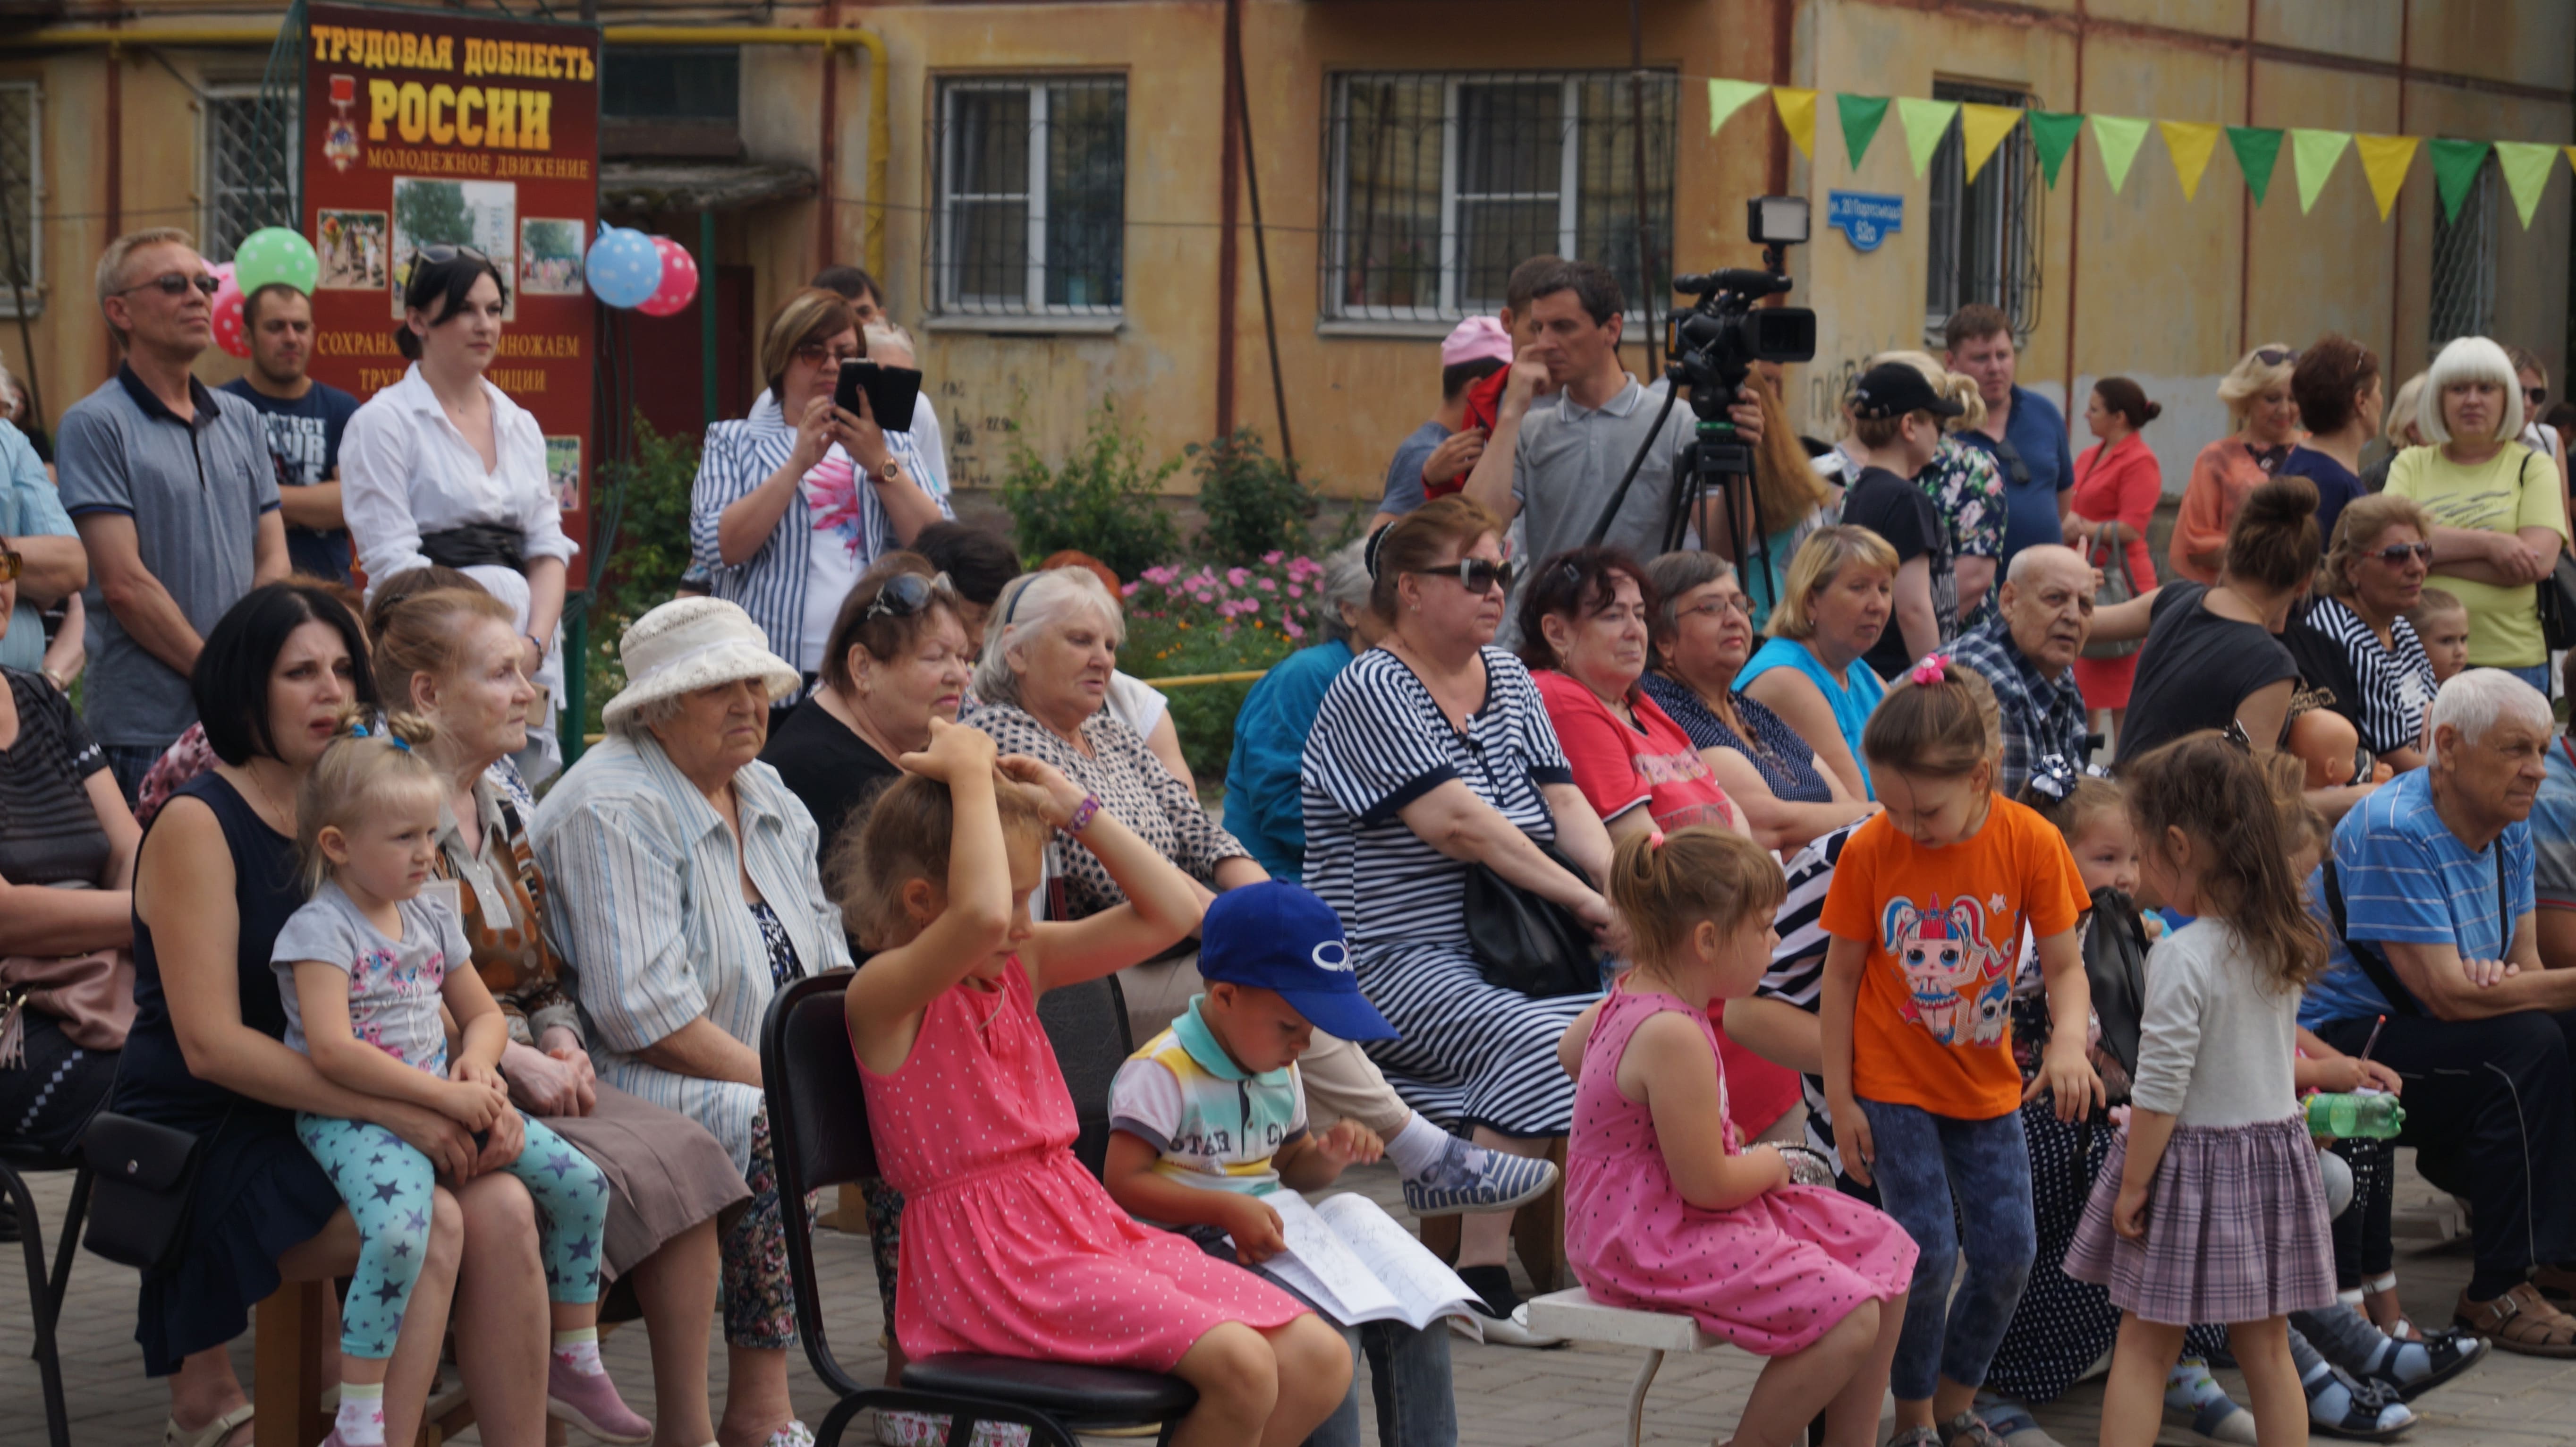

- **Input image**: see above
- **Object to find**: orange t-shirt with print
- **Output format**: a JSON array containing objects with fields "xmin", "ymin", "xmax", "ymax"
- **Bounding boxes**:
[{"xmin": 1817, "ymin": 796, "xmax": 2091, "ymax": 1120}]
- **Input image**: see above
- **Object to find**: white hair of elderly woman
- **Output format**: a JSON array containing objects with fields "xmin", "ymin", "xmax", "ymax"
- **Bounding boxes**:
[
  {"xmin": 2420, "ymin": 335, "xmax": 2527, "ymax": 447},
  {"xmin": 974, "ymin": 567, "xmax": 1128, "ymax": 707},
  {"xmin": 1316, "ymin": 537, "xmax": 1373, "ymax": 644},
  {"xmin": 2424, "ymin": 666, "xmax": 2553, "ymax": 768}
]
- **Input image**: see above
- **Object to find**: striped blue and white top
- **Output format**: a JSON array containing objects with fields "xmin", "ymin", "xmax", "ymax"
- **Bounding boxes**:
[
  {"xmin": 530, "ymin": 731, "xmax": 854, "ymax": 1171},
  {"xmin": 686, "ymin": 403, "xmax": 951, "ymax": 677},
  {"xmin": 1299, "ymin": 646, "xmax": 1573, "ymax": 963},
  {"xmin": 2285, "ymin": 596, "xmax": 2438, "ymax": 758}
]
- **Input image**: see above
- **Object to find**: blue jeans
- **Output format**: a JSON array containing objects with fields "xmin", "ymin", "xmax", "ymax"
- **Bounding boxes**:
[
  {"xmin": 1862, "ymin": 1099, "xmax": 2036, "ymax": 1402},
  {"xmin": 1185, "ymin": 1227, "xmax": 1457, "ymax": 1447},
  {"xmin": 2506, "ymin": 663, "xmax": 2553, "ymax": 698}
]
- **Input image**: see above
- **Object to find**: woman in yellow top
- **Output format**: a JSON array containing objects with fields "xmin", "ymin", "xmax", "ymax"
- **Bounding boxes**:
[{"xmin": 2387, "ymin": 335, "xmax": 2567, "ymax": 693}]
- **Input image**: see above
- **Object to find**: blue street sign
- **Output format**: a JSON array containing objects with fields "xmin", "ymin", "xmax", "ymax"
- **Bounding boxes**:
[{"xmin": 1826, "ymin": 191, "xmax": 1903, "ymax": 252}]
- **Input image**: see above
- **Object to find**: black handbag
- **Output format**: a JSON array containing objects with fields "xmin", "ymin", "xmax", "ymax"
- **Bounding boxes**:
[
  {"xmin": 81, "ymin": 1108, "xmax": 218, "ymax": 1273},
  {"xmin": 2080, "ymin": 887, "xmax": 2152, "ymax": 1083},
  {"xmin": 1464, "ymin": 840, "xmax": 1602, "ymax": 999},
  {"xmin": 2538, "ymin": 550, "xmax": 2576, "ymax": 654}
]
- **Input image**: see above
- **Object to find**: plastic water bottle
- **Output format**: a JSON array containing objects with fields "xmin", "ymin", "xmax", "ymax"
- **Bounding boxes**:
[{"xmin": 2305, "ymin": 1090, "xmax": 2405, "ymax": 1139}]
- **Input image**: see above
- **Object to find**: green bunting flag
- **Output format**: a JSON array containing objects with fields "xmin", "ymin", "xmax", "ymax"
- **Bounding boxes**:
[
  {"xmin": 2290, "ymin": 129, "xmax": 2351, "ymax": 213},
  {"xmin": 2429, "ymin": 138, "xmax": 2494, "ymax": 223},
  {"xmin": 1707, "ymin": 79, "xmax": 1770, "ymax": 136},
  {"xmin": 2027, "ymin": 111, "xmax": 2084, "ymax": 188},
  {"xmin": 2226, "ymin": 126, "xmax": 2285, "ymax": 206},
  {"xmin": 1897, "ymin": 97, "xmax": 1959, "ymax": 178},
  {"xmin": 1837, "ymin": 93, "xmax": 1890, "ymax": 171},
  {"xmin": 2088, "ymin": 115, "xmax": 2152, "ymax": 194},
  {"xmin": 2493, "ymin": 141, "xmax": 2561, "ymax": 229}
]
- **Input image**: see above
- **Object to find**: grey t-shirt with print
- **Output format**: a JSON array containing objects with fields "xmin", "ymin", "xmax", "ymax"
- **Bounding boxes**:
[{"xmin": 271, "ymin": 879, "xmax": 466, "ymax": 1078}]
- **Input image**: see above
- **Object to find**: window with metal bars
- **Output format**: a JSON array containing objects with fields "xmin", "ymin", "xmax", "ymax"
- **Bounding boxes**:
[
  {"xmin": 1321, "ymin": 70, "xmax": 1675, "ymax": 324},
  {"xmin": 203, "ymin": 85, "xmax": 295, "ymax": 264},
  {"xmin": 931, "ymin": 76, "xmax": 1126, "ymax": 317},
  {"xmin": 1923, "ymin": 80, "xmax": 2041, "ymax": 342},
  {"xmin": 0, "ymin": 83, "xmax": 39, "ymax": 316},
  {"xmin": 2430, "ymin": 157, "xmax": 2497, "ymax": 349}
]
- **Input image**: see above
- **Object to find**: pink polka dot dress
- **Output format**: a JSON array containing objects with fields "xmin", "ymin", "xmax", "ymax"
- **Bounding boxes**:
[
  {"xmin": 857, "ymin": 962, "xmax": 1307, "ymax": 1371},
  {"xmin": 1567, "ymin": 987, "xmax": 1918, "ymax": 1355}
]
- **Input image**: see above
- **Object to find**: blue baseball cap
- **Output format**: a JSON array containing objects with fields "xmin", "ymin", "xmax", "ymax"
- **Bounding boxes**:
[{"xmin": 1198, "ymin": 883, "xmax": 1398, "ymax": 1043}]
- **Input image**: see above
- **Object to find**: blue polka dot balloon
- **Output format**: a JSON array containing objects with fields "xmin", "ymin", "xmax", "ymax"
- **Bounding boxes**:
[{"xmin": 586, "ymin": 227, "xmax": 662, "ymax": 310}]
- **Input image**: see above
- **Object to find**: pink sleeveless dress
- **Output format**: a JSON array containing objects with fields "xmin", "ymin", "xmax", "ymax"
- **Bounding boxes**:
[
  {"xmin": 1567, "ymin": 987, "xmax": 1918, "ymax": 1355},
  {"xmin": 856, "ymin": 962, "xmax": 1307, "ymax": 1370}
]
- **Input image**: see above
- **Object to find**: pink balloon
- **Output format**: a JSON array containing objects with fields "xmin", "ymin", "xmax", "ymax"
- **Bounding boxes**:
[
  {"xmin": 636, "ymin": 237, "xmax": 700, "ymax": 317},
  {"xmin": 211, "ymin": 262, "xmax": 249, "ymax": 359}
]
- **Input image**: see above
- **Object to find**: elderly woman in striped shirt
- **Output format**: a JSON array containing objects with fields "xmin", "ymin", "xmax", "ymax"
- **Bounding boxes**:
[
  {"xmin": 688, "ymin": 289, "xmax": 950, "ymax": 715},
  {"xmin": 534, "ymin": 598, "xmax": 855, "ymax": 1447}
]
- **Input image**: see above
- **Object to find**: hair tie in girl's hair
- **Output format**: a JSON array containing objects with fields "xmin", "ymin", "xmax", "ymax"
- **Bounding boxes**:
[
  {"xmin": 1363, "ymin": 523, "xmax": 1395, "ymax": 581},
  {"xmin": 348, "ymin": 722, "xmax": 371, "ymax": 739},
  {"xmin": 2028, "ymin": 753, "xmax": 2076, "ymax": 801},
  {"xmin": 1909, "ymin": 654, "xmax": 1950, "ymax": 686},
  {"xmin": 1647, "ymin": 826, "xmax": 1667, "ymax": 850},
  {"xmin": 388, "ymin": 734, "xmax": 412, "ymax": 754}
]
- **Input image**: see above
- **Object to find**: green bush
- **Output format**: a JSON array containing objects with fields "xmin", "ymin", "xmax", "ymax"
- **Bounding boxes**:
[
  {"xmin": 577, "ymin": 415, "xmax": 699, "ymax": 736},
  {"xmin": 1121, "ymin": 555, "xmax": 1330, "ymax": 781},
  {"xmin": 999, "ymin": 397, "xmax": 1180, "ymax": 581},
  {"xmin": 1188, "ymin": 427, "xmax": 1315, "ymax": 562}
]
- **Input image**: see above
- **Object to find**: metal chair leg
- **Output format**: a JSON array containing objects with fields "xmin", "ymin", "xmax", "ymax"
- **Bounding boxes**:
[
  {"xmin": 1624, "ymin": 1347, "xmax": 1664, "ymax": 1447},
  {"xmin": 42, "ymin": 1169, "xmax": 86, "ymax": 1334},
  {"xmin": 1, "ymin": 1165, "xmax": 70, "ymax": 1447}
]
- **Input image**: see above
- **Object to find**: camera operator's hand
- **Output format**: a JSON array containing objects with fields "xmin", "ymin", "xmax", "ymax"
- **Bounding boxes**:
[
  {"xmin": 1499, "ymin": 354, "xmax": 1552, "ymax": 417},
  {"xmin": 1729, "ymin": 384, "xmax": 1765, "ymax": 447},
  {"xmin": 1423, "ymin": 427, "xmax": 1486, "ymax": 486}
]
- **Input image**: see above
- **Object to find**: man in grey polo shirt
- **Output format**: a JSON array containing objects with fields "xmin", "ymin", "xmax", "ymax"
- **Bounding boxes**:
[
  {"xmin": 59, "ymin": 228, "xmax": 285, "ymax": 797},
  {"xmin": 1460, "ymin": 258, "xmax": 1764, "ymax": 640}
]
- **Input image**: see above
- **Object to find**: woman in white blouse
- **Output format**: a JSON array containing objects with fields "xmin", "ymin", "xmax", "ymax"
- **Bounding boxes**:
[{"xmin": 342, "ymin": 249, "xmax": 575, "ymax": 780}]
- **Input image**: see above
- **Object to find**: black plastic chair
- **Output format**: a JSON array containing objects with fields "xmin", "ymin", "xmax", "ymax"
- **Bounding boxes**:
[
  {"xmin": 0, "ymin": 1144, "xmax": 93, "ymax": 1447},
  {"xmin": 762, "ymin": 971, "xmax": 1196, "ymax": 1447},
  {"xmin": 1031, "ymin": 973, "xmax": 1131, "ymax": 1179}
]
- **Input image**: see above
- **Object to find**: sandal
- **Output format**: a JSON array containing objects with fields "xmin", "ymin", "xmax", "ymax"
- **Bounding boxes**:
[
  {"xmin": 2304, "ymin": 1367, "xmax": 2414, "ymax": 1442},
  {"xmin": 2364, "ymin": 1324, "xmax": 2489, "ymax": 1400},
  {"xmin": 1937, "ymin": 1410, "xmax": 2008, "ymax": 1447},
  {"xmin": 163, "ymin": 1404, "xmax": 256, "ymax": 1447},
  {"xmin": 2456, "ymin": 1282, "xmax": 2576, "ymax": 1357}
]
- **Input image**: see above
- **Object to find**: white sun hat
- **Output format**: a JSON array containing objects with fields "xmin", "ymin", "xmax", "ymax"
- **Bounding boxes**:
[{"xmin": 600, "ymin": 597, "xmax": 804, "ymax": 730}]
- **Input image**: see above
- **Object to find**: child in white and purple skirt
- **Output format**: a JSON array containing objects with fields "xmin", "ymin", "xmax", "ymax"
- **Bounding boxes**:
[{"xmin": 2065, "ymin": 733, "xmax": 2339, "ymax": 1447}]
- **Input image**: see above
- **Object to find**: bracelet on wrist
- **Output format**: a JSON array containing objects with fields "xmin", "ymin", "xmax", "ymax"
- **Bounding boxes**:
[{"xmin": 1062, "ymin": 794, "xmax": 1103, "ymax": 836}]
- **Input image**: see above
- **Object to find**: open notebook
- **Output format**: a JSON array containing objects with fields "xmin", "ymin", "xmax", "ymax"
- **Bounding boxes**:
[{"xmin": 1230, "ymin": 1191, "xmax": 1485, "ymax": 1339}]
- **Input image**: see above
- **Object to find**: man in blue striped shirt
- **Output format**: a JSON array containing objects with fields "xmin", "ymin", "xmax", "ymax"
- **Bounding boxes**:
[{"xmin": 2301, "ymin": 669, "xmax": 2576, "ymax": 1352}]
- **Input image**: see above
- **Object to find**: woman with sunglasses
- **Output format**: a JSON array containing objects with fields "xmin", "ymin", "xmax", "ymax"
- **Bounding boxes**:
[
  {"xmin": 1301, "ymin": 495, "xmax": 1616, "ymax": 1346},
  {"xmin": 2169, "ymin": 344, "xmax": 2304, "ymax": 585},
  {"xmin": 2284, "ymin": 496, "xmax": 2440, "ymax": 774},
  {"xmin": 340, "ymin": 248, "xmax": 576, "ymax": 783},
  {"xmin": 689, "ymin": 289, "xmax": 950, "ymax": 725}
]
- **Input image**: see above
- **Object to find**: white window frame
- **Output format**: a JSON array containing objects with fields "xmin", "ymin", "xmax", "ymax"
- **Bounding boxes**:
[
  {"xmin": 933, "ymin": 76, "xmax": 1124, "ymax": 318},
  {"xmin": 1322, "ymin": 69, "xmax": 1669, "ymax": 325},
  {"xmin": 0, "ymin": 82, "xmax": 42, "ymax": 318}
]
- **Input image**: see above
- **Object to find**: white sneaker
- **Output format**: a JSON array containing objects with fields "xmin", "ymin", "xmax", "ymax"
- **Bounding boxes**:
[{"xmin": 1452, "ymin": 1300, "xmax": 1566, "ymax": 1349}]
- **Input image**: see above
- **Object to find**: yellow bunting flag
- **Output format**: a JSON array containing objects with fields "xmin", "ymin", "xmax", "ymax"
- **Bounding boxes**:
[
  {"xmin": 1959, "ymin": 104, "xmax": 2024, "ymax": 184},
  {"xmin": 2354, "ymin": 134, "xmax": 2420, "ymax": 221},
  {"xmin": 1708, "ymin": 79, "xmax": 1770, "ymax": 136},
  {"xmin": 1897, "ymin": 97, "xmax": 1960, "ymax": 178},
  {"xmin": 2158, "ymin": 120, "xmax": 2223, "ymax": 201},
  {"xmin": 1771, "ymin": 87, "xmax": 1818, "ymax": 159}
]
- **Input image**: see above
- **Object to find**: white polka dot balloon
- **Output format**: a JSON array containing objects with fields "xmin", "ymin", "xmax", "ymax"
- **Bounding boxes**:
[
  {"xmin": 585, "ymin": 227, "xmax": 662, "ymax": 310},
  {"xmin": 636, "ymin": 236, "xmax": 700, "ymax": 317},
  {"xmin": 210, "ymin": 263, "xmax": 249, "ymax": 358}
]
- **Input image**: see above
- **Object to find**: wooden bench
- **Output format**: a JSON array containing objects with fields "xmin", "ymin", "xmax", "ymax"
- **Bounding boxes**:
[{"xmin": 1524, "ymin": 1286, "xmax": 1720, "ymax": 1447}]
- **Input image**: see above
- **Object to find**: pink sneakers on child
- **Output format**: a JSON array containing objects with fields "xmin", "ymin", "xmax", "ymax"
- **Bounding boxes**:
[{"xmin": 547, "ymin": 1351, "xmax": 653, "ymax": 1444}]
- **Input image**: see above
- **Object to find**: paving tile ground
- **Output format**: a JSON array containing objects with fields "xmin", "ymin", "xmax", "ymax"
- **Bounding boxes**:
[{"xmin": 0, "ymin": 1153, "xmax": 2568, "ymax": 1446}]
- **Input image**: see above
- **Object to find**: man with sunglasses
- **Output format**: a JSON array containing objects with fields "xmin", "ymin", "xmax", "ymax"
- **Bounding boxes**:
[
  {"xmin": 57, "ymin": 228, "xmax": 285, "ymax": 799},
  {"xmin": 1944, "ymin": 304, "xmax": 2074, "ymax": 574}
]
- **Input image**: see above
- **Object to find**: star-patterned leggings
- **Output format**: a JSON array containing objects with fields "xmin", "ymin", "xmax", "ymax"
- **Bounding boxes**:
[{"xmin": 296, "ymin": 1111, "xmax": 610, "ymax": 1359}]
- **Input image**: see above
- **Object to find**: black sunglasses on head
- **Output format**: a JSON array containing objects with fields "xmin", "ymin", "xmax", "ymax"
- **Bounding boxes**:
[
  {"xmin": 1411, "ymin": 558, "xmax": 1515, "ymax": 595},
  {"xmin": 2254, "ymin": 348, "xmax": 2299, "ymax": 367},
  {"xmin": 411, "ymin": 244, "xmax": 489, "ymax": 264},
  {"xmin": 861, "ymin": 570, "xmax": 957, "ymax": 623},
  {"xmin": 118, "ymin": 272, "xmax": 220, "ymax": 298}
]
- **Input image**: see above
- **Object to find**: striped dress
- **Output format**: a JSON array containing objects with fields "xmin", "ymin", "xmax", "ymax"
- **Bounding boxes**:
[
  {"xmin": 1299, "ymin": 645, "xmax": 1600, "ymax": 1138},
  {"xmin": 530, "ymin": 731, "xmax": 855, "ymax": 1171}
]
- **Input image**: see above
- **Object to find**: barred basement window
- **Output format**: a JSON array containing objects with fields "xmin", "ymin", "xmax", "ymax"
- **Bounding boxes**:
[
  {"xmin": 932, "ymin": 76, "xmax": 1126, "ymax": 317},
  {"xmin": 1923, "ymin": 80, "xmax": 2041, "ymax": 342},
  {"xmin": 203, "ymin": 85, "xmax": 295, "ymax": 264},
  {"xmin": 0, "ymin": 83, "xmax": 37, "ymax": 316},
  {"xmin": 2429, "ymin": 157, "xmax": 2497, "ymax": 348},
  {"xmin": 1322, "ymin": 70, "xmax": 1675, "ymax": 323}
]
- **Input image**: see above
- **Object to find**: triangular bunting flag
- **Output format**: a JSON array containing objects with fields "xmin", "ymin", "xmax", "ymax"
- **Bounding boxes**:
[
  {"xmin": 2226, "ymin": 126, "xmax": 2284, "ymax": 206},
  {"xmin": 2027, "ymin": 111, "xmax": 2083, "ymax": 188},
  {"xmin": 1837, "ymin": 94, "xmax": 1890, "ymax": 171},
  {"xmin": 2567, "ymin": 145, "xmax": 2576, "ymax": 177},
  {"xmin": 1771, "ymin": 87, "xmax": 1817, "ymax": 160},
  {"xmin": 2354, "ymin": 134, "xmax": 2420, "ymax": 220},
  {"xmin": 2089, "ymin": 115, "xmax": 2152, "ymax": 194},
  {"xmin": 2158, "ymin": 120, "xmax": 2223, "ymax": 201},
  {"xmin": 1897, "ymin": 97, "xmax": 1959, "ymax": 178},
  {"xmin": 1708, "ymin": 79, "xmax": 1770, "ymax": 136},
  {"xmin": 2494, "ymin": 141, "xmax": 2559, "ymax": 229},
  {"xmin": 2428, "ymin": 138, "xmax": 2492, "ymax": 223},
  {"xmin": 2290, "ymin": 129, "xmax": 2351, "ymax": 213},
  {"xmin": 1959, "ymin": 104, "xmax": 2023, "ymax": 184}
]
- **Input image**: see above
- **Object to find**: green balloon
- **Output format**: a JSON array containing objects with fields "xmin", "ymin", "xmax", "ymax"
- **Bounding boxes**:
[{"xmin": 233, "ymin": 226, "xmax": 320, "ymax": 296}]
